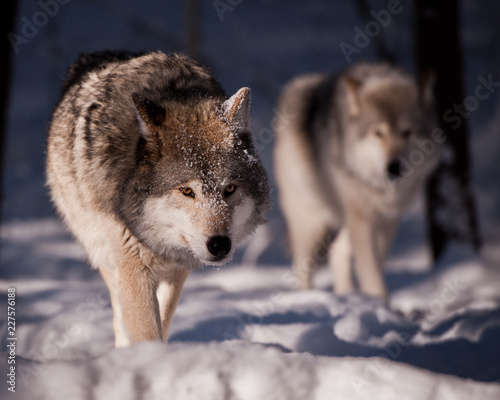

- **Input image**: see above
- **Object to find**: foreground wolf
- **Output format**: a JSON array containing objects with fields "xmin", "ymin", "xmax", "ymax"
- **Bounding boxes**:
[
  {"xmin": 275, "ymin": 63, "xmax": 439, "ymax": 299},
  {"xmin": 47, "ymin": 51, "xmax": 270, "ymax": 347}
]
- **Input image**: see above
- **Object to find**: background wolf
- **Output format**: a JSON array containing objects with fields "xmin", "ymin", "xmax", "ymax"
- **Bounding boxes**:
[
  {"xmin": 46, "ymin": 51, "xmax": 270, "ymax": 347},
  {"xmin": 274, "ymin": 63, "xmax": 439, "ymax": 299}
]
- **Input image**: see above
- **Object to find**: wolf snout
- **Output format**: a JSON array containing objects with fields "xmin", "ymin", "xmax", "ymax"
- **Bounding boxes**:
[
  {"xmin": 207, "ymin": 235, "xmax": 232, "ymax": 258},
  {"xmin": 387, "ymin": 159, "xmax": 402, "ymax": 180}
]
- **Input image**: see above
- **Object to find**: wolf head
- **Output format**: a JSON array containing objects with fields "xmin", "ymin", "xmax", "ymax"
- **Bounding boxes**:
[
  {"xmin": 119, "ymin": 88, "xmax": 270, "ymax": 267},
  {"xmin": 339, "ymin": 64, "xmax": 439, "ymax": 189}
]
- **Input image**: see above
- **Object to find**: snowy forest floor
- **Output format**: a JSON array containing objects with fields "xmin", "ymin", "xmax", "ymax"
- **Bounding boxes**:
[{"xmin": 1, "ymin": 218, "xmax": 500, "ymax": 399}]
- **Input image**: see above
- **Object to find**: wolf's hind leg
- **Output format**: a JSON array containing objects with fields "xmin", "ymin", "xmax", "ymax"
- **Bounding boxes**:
[
  {"xmin": 289, "ymin": 224, "xmax": 328, "ymax": 289},
  {"xmin": 157, "ymin": 269, "xmax": 190, "ymax": 342},
  {"xmin": 292, "ymin": 254, "xmax": 315, "ymax": 290},
  {"xmin": 329, "ymin": 227, "xmax": 354, "ymax": 295}
]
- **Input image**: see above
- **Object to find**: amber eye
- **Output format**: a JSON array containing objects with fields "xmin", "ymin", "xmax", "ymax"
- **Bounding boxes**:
[
  {"xmin": 224, "ymin": 184, "xmax": 237, "ymax": 197},
  {"xmin": 180, "ymin": 187, "xmax": 195, "ymax": 198}
]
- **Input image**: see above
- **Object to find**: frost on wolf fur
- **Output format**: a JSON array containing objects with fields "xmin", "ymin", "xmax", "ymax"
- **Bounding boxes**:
[
  {"xmin": 46, "ymin": 51, "xmax": 270, "ymax": 347},
  {"xmin": 274, "ymin": 62, "xmax": 439, "ymax": 300}
]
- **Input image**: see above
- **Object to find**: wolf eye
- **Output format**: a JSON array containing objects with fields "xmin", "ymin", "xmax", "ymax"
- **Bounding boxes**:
[
  {"xmin": 224, "ymin": 184, "xmax": 237, "ymax": 197},
  {"xmin": 180, "ymin": 187, "xmax": 195, "ymax": 198}
]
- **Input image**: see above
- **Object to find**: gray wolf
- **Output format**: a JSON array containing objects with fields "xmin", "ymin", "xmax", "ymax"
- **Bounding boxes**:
[
  {"xmin": 274, "ymin": 63, "xmax": 438, "ymax": 299},
  {"xmin": 47, "ymin": 51, "xmax": 270, "ymax": 347}
]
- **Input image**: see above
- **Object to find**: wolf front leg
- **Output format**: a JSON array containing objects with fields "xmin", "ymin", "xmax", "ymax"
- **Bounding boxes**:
[
  {"xmin": 375, "ymin": 218, "xmax": 399, "ymax": 269},
  {"xmin": 157, "ymin": 269, "xmax": 190, "ymax": 341},
  {"xmin": 329, "ymin": 227, "xmax": 354, "ymax": 295},
  {"xmin": 100, "ymin": 258, "xmax": 162, "ymax": 347},
  {"xmin": 347, "ymin": 212, "xmax": 388, "ymax": 300},
  {"xmin": 99, "ymin": 266, "xmax": 128, "ymax": 347}
]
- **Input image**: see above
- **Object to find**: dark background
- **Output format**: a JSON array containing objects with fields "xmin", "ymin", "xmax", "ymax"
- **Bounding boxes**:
[{"xmin": 2, "ymin": 0, "xmax": 500, "ymax": 266}]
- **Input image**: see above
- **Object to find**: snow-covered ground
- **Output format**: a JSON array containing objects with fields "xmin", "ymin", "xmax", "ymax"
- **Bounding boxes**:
[
  {"xmin": 1, "ymin": 219, "xmax": 500, "ymax": 399},
  {"xmin": 1, "ymin": 0, "xmax": 500, "ymax": 399}
]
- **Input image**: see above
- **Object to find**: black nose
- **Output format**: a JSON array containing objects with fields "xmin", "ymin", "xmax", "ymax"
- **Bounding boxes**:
[
  {"xmin": 387, "ymin": 160, "xmax": 402, "ymax": 179},
  {"xmin": 207, "ymin": 236, "xmax": 232, "ymax": 258}
]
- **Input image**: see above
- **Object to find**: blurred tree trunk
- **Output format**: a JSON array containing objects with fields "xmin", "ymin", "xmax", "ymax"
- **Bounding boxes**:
[
  {"xmin": 414, "ymin": 0, "xmax": 481, "ymax": 261},
  {"xmin": 185, "ymin": 0, "xmax": 201, "ymax": 59},
  {"xmin": 1, "ymin": 1, "xmax": 19, "ymax": 228}
]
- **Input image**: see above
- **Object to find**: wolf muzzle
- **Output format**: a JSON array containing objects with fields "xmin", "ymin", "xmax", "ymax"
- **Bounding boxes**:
[
  {"xmin": 387, "ymin": 159, "xmax": 402, "ymax": 180},
  {"xmin": 207, "ymin": 235, "xmax": 232, "ymax": 259}
]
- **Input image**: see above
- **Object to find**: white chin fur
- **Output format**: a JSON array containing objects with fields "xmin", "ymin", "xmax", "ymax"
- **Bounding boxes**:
[{"xmin": 200, "ymin": 253, "xmax": 234, "ymax": 267}]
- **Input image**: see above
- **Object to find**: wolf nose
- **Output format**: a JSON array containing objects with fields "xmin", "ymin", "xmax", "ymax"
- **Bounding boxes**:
[
  {"xmin": 207, "ymin": 236, "xmax": 232, "ymax": 258},
  {"xmin": 387, "ymin": 160, "xmax": 402, "ymax": 179}
]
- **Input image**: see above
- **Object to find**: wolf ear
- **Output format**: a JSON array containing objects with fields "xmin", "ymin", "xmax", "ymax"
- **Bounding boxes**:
[
  {"xmin": 344, "ymin": 76, "xmax": 362, "ymax": 117},
  {"xmin": 222, "ymin": 87, "xmax": 251, "ymax": 129},
  {"xmin": 132, "ymin": 93, "xmax": 166, "ymax": 141},
  {"xmin": 418, "ymin": 69, "xmax": 436, "ymax": 110}
]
